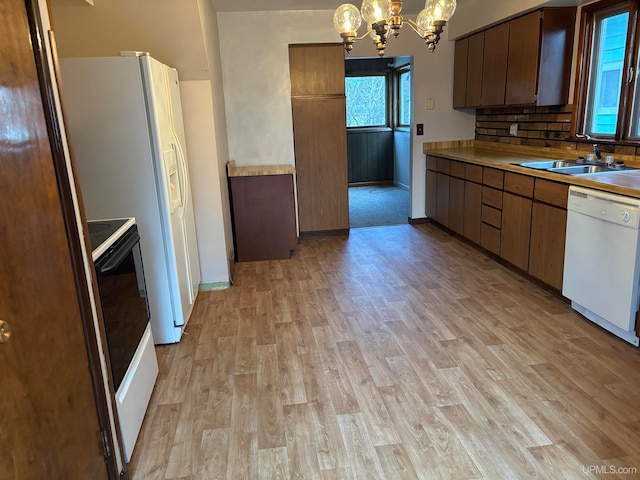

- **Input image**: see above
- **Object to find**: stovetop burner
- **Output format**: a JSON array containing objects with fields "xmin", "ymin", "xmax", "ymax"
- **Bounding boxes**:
[{"xmin": 87, "ymin": 218, "xmax": 131, "ymax": 254}]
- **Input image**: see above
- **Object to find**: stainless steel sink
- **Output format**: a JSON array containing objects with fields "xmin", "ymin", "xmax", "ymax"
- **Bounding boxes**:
[
  {"xmin": 516, "ymin": 159, "xmax": 637, "ymax": 175},
  {"xmin": 517, "ymin": 160, "xmax": 579, "ymax": 169},
  {"xmin": 548, "ymin": 165, "xmax": 613, "ymax": 174}
]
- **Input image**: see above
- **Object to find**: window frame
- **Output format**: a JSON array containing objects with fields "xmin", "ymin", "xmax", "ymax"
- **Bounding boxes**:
[
  {"xmin": 345, "ymin": 72, "xmax": 391, "ymax": 131},
  {"xmin": 394, "ymin": 65, "xmax": 412, "ymax": 129},
  {"xmin": 572, "ymin": 0, "xmax": 640, "ymax": 143}
]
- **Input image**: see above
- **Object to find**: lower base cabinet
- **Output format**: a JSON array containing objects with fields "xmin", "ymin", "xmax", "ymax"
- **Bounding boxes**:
[
  {"xmin": 500, "ymin": 192, "xmax": 532, "ymax": 271},
  {"xmin": 529, "ymin": 202, "xmax": 567, "ymax": 290},
  {"xmin": 463, "ymin": 180, "xmax": 482, "ymax": 243}
]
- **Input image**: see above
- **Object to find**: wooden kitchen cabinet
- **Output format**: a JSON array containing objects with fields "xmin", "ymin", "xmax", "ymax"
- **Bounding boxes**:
[
  {"xmin": 463, "ymin": 163, "xmax": 483, "ymax": 244},
  {"xmin": 506, "ymin": 8, "xmax": 576, "ymax": 106},
  {"xmin": 436, "ymin": 172, "xmax": 450, "ymax": 227},
  {"xmin": 453, "ymin": 7, "xmax": 576, "ymax": 109},
  {"xmin": 450, "ymin": 176, "xmax": 465, "ymax": 235},
  {"xmin": 501, "ymin": 192, "xmax": 533, "ymax": 271},
  {"xmin": 426, "ymin": 168, "xmax": 437, "ymax": 219},
  {"xmin": 480, "ymin": 167, "xmax": 504, "ymax": 256},
  {"xmin": 528, "ymin": 179, "xmax": 569, "ymax": 290},
  {"xmin": 481, "ymin": 22, "xmax": 510, "ymax": 107},
  {"xmin": 228, "ymin": 163, "xmax": 297, "ymax": 262}
]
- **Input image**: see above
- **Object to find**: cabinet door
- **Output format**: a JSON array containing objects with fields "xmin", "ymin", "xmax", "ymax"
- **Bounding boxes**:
[
  {"xmin": 453, "ymin": 38, "xmax": 469, "ymax": 108},
  {"xmin": 529, "ymin": 202, "xmax": 567, "ymax": 290},
  {"xmin": 481, "ymin": 23, "xmax": 509, "ymax": 106},
  {"xmin": 449, "ymin": 177, "xmax": 465, "ymax": 235},
  {"xmin": 289, "ymin": 43, "xmax": 346, "ymax": 96},
  {"xmin": 506, "ymin": 11, "xmax": 541, "ymax": 105},
  {"xmin": 463, "ymin": 181, "xmax": 482, "ymax": 244},
  {"xmin": 466, "ymin": 32, "xmax": 484, "ymax": 107},
  {"xmin": 292, "ymin": 97, "xmax": 349, "ymax": 233},
  {"xmin": 426, "ymin": 169, "xmax": 437, "ymax": 219},
  {"xmin": 436, "ymin": 172, "xmax": 450, "ymax": 227},
  {"xmin": 500, "ymin": 192, "xmax": 532, "ymax": 271}
]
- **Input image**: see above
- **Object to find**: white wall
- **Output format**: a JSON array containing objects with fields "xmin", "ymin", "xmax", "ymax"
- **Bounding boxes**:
[{"xmin": 217, "ymin": 9, "xmax": 475, "ymax": 219}]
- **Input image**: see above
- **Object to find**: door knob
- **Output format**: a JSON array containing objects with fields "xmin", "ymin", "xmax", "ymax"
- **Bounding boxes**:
[{"xmin": 0, "ymin": 320, "xmax": 11, "ymax": 344}]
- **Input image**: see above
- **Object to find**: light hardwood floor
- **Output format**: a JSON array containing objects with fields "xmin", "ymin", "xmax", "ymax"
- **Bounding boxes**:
[{"xmin": 129, "ymin": 224, "xmax": 640, "ymax": 479}]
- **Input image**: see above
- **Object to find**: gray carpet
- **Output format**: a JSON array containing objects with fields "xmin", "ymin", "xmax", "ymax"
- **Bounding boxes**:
[{"xmin": 349, "ymin": 185, "xmax": 410, "ymax": 228}]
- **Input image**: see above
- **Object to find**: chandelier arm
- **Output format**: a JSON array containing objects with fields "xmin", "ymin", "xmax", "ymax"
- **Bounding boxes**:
[
  {"xmin": 403, "ymin": 18, "xmax": 427, "ymax": 38},
  {"xmin": 355, "ymin": 29, "xmax": 374, "ymax": 41}
]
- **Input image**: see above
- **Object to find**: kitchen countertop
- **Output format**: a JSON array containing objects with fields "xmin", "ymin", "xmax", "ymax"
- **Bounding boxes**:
[
  {"xmin": 227, "ymin": 160, "xmax": 295, "ymax": 177},
  {"xmin": 424, "ymin": 141, "xmax": 640, "ymax": 199}
]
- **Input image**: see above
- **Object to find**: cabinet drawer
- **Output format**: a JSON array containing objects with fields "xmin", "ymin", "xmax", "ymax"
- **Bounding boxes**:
[
  {"xmin": 426, "ymin": 155, "xmax": 438, "ymax": 171},
  {"xmin": 534, "ymin": 179, "xmax": 569, "ymax": 208},
  {"xmin": 482, "ymin": 186, "xmax": 503, "ymax": 209},
  {"xmin": 450, "ymin": 160, "xmax": 466, "ymax": 179},
  {"xmin": 481, "ymin": 223, "xmax": 501, "ymax": 255},
  {"xmin": 504, "ymin": 172, "xmax": 534, "ymax": 197},
  {"xmin": 465, "ymin": 164, "xmax": 483, "ymax": 183},
  {"xmin": 483, "ymin": 168, "xmax": 504, "ymax": 189},
  {"xmin": 437, "ymin": 157, "xmax": 451, "ymax": 175},
  {"xmin": 482, "ymin": 204, "xmax": 502, "ymax": 228}
]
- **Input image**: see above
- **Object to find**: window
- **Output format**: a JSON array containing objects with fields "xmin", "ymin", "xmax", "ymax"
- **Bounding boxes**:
[
  {"xmin": 397, "ymin": 69, "xmax": 411, "ymax": 127},
  {"xmin": 345, "ymin": 75, "xmax": 387, "ymax": 128},
  {"xmin": 575, "ymin": 0, "xmax": 640, "ymax": 141}
]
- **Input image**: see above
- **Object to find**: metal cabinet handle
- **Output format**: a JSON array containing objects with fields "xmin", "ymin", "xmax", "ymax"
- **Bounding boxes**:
[{"xmin": 0, "ymin": 320, "xmax": 11, "ymax": 344}]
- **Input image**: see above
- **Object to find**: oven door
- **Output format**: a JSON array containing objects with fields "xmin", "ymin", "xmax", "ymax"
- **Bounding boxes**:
[{"xmin": 94, "ymin": 225, "xmax": 150, "ymax": 390}]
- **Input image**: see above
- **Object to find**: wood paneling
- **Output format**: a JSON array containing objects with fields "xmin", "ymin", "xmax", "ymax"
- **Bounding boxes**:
[
  {"xmin": 292, "ymin": 97, "xmax": 349, "ymax": 233},
  {"xmin": 289, "ymin": 44, "xmax": 345, "ymax": 97},
  {"xmin": 481, "ymin": 23, "xmax": 509, "ymax": 106},
  {"xmin": 347, "ymin": 130, "xmax": 394, "ymax": 183}
]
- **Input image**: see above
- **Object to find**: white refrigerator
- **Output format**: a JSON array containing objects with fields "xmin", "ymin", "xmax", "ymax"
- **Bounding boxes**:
[{"xmin": 60, "ymin": 53, "xmax": 201, "ymax": 345}]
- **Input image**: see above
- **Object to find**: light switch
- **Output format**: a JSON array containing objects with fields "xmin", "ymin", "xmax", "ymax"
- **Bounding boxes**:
[
  {"xmin": 426, "ymin": 98, "xmax": 434, "ymax": 110},
  {"xmin": 417, "ymin": 123, "xmax": 424, "ymax": 135}
]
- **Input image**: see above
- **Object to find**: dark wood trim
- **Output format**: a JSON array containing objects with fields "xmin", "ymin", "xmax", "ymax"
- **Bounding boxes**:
[
  {"xmin": 25, "ymin": 1, "xmax": 127, "ymax": 478},
  {"xmin": 300, "ymin": 229, "xmax": 350, "ymax": 239},
  {"xmin": 348, "ymin": 180, "xmax": 394, "ymax": 187},
  {"xmin": 409, "ymin": 217, "xmax": 428, "ymax": 225}
]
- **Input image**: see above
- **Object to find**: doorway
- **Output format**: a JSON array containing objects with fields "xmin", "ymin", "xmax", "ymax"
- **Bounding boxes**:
[{"xmin": 345, "ymin": 56, "xmax": 412, "ymax": 229}]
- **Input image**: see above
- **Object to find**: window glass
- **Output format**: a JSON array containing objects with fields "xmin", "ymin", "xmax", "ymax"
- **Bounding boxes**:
[
  {"xmin": 398, "ymin": 70, "xmax": 411, "ymax": 126},
  {"xmin": 345, "ymin": 75, "xmax": 387, "ymax": 127},
  {"xmin": 585, "ymin": 8, "xmax": 628, "ymax": 136}
]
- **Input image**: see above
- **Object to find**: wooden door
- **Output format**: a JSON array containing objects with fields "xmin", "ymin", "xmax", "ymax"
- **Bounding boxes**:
[
  {"xmin": 481, "ymin": 23, "xmax": 509, "ymax": 106},
  {"xmin": 0, "ymin": 1, "xmax": 111, "ymax": 478}
]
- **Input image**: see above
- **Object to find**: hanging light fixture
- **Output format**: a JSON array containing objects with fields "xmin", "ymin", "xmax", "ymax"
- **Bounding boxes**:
[{"xmin": 333, "ymin": 0, "xmax": 457, "ymax": 57}]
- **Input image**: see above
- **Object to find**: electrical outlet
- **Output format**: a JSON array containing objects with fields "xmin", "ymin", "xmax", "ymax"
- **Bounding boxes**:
[
  {"xmin": 509, "ymin": 123, "xmax": 518, "ymax": 136},
  {"xmin": 426, "ymin": 98, "xmax": 434, "ymax": 110}
]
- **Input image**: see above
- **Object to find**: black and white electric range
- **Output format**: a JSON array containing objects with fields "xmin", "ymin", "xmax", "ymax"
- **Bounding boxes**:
[{"xmin": 87, "ymin": 218, "xmax": 158, "ymax": 463}]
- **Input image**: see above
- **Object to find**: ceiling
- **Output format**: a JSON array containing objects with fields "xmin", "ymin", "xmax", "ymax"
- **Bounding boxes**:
[{"xmin": 211, "ymin": 0, "xmax": 471, "ymax": 14}]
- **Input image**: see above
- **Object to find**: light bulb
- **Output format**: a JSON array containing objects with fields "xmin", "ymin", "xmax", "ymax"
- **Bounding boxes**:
[
  {"xmin": 333, "ymin": 4, "xmax": 363, "ymax": 34},
  {"xmin": 361, "ymin": 0, "xmax": 392, "ymax": 26},
  {"xmin": 424, "ymin": 0, "xmax": 456, "ymax": 22},
  {"xmin": 416, "ymin": 8, "xmax": 434, "ymax": 34}
]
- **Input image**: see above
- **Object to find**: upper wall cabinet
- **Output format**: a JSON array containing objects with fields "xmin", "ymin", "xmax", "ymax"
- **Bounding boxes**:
[
  {"xmin": 453, "ymin": 7, "xmax": 576, "ymax": 109},
  {"xmin": 289, "ymin": 44, "xmax": 346, "ymax": 97}
]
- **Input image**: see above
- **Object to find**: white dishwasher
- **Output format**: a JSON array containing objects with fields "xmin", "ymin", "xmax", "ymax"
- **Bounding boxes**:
[{"xmin": 563, "ymin": 186, "xmax": 640, "ymax": 346}]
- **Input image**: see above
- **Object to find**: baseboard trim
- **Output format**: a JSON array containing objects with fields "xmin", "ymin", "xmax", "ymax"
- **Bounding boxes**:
[
  {"xmin": 300, "ymin": 229, "xmax": 350, "ymax": 239},
  {"xmin": 199, "ymin": 281, "xmax": 231, "ymax": 291},
  {"xmin": 409, "ymin": 217, "xmax": 428, "ymax": 225}
]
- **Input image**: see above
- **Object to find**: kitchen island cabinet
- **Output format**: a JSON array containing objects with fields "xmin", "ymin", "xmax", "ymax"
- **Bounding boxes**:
[{"xmin": 227, "ymin": 162, "xmax": 297, "ymax": 262}]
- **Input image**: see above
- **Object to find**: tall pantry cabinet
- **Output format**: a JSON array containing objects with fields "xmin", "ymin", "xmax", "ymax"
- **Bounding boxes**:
[{"xmin": 289, "ymin": 44, "xmax": 349, "ymax": 237}]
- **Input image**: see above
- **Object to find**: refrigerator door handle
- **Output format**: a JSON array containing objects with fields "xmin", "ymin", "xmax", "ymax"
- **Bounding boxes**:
[{"xmin": 172, "ymin": 135, "xmax": 189, "ymax": 219}]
